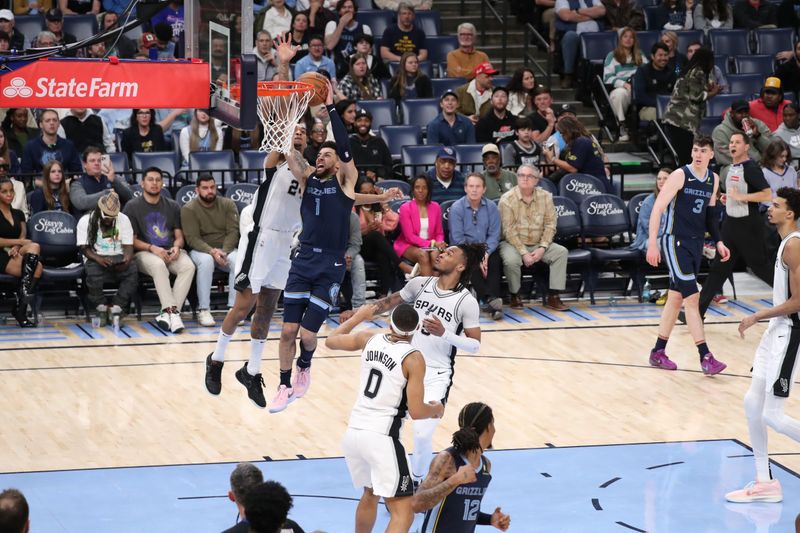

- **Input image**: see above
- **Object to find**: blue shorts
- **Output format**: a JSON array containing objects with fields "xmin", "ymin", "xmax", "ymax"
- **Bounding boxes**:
[
  {"xmin": 660, "ymin": 235, "xmax": 702, "ymax": 298},
  {"xmin": 283, "ymin": 247, "xmax": 347, "ymax": 332}
]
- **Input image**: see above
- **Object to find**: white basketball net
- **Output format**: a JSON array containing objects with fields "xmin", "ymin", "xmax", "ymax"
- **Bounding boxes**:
[{"xmin": 256, "ymin": 82, "xmax": 313, "ymax": 154}]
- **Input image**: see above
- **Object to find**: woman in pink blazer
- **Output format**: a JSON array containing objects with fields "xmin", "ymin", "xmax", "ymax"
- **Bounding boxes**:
[{"xmin": 393, "ymin": 175, "xmax": 447, "ymax": 276}]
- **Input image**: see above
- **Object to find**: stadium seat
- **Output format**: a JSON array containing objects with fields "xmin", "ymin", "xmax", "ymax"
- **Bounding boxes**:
[
  {"xmin": 130, "ymin": 183, "xmax": 173, "ymax": 199},
  {"xmin": 356, "ymin": 10, "xmax": 394, "ymax": 39},
  {"xmin": 415, "ymin": 10, "xmax": 440, "ymax": 36},
  {"xmin": 380, "ymin": 125, "xmax": 422, "ymax": 160},
  {"xmin": 388, "ymin": 60, "xmax": 433, "ymax": 79},
  {"xmin": 188, "ymin": 149, "xmax": 236, "ymax": 186},
  {"xmin": 492, "ymin": 75, "xmax": 512, "ymax": 89},
  {"xmin": 359, "ymin": 99, "xmax": 398, "ymax": 127},
  {"xmin": 675, "ymin": 30, "xmax": 703, "ymax": 54},
  {"xmin": 726, "ymin": 74, "xmax": 764, "ymax": 97},
  {"xmin": 400, "ymin": 98, "xmax": 441, "ymax": 130},
  {"xmin": 627, "ymin": 192, "xmax": 650, "ymax": 232},
  {"xmin": 63, "ymin": 14, "xmax": 99, "ymax": 42},
  {"xmin": 439, "ymin": 199, "xmax": 457, "ymax": 238},
  {"xmin": 430, "ymin": 77, "xmax": 466, "ymax": 98},
  {"xmin": 538, "ymin": 177, "xmax": 557, "ymax": 196},
  {"xmin": 708, "ymin": 29, "xmax": 750, "ymax": 57},
  {"xmin": 425, "ymin": 36, "xmax": 458, "ymax": 66},
  {"xmin": 377, "ymin": 179, "xmax": 411, "ymax": 197},
  {"xmin": 355, "ymin": 0, "xmax": 373, "ymax": 9},
  {"xmin": 107, "ymin": 152, "xmax": 131, "ymax": 182},
  {"xmin": 174, "ymin": 184, "xmax": 197, "ymax": 206},
  {"xmin": 453, "ymin": 144, "xmax": 484, "ymax": 172},
  {"xmin": 656, "ymin": 94, "xmax": 670, "ymax": 119},
  {"xmin": 558, "ymin": 173, "xmax": 606, "ymax": 206},
  {"xmin": 238, "ymin": 150, "xmax": 266, "ymax": 183},
  {"xmin": 132, "ymin": 151, "xmax": 179, "ymax": 182},
  {"xmin": 636, "ymin": 31, "xmax": 660, "ymax": 57},
  {"xmin": 15, "ymin": 15, "xmax": 43, "ymax": 48},
  {"xmin": 643, "ymin": 6, "xmax": 659, "ymax": 31},
  {"xmin": 580, "ymin": 32, "xmax": 618, "ymax": 64},
  {"xmin": 225, "ymin": 183, "xmax": 258, "ymax": 212},
  {"xmin": 400, "ymin": 144, "xmax": 441, "ymax": 176},
  {"xmin": 698, "ymin": 115, "xmax": 722, "ymax": 135},
  {"xmin": 754, "ymin": 28, "xmax": 795, "ymax": 56},
  {"xmin": 552, "ymin": 195, "xmax": 592, "ymax": 299},
  {"xmin": 714, "ymin": 54, "xmax": 730, "ymax": 75},
  {"xmin": 705, "ymin": 92, "xmax": 745, "ymax": 118},
  {"xmin": 734, "ymin": 55, "xmax": 775, "ymax": 75}
]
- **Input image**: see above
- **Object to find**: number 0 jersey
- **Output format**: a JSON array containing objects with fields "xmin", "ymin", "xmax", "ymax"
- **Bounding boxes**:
[
  {"xmin": 348, "ymin": 334, "xmax": 416, "ymax": 438},
  {"xmin": 663, "ymin": 165, "xmax": 715, "ymax": 240},
  {"xmin": 250, "ymin": 162, "xmax": 302, "ymax": 234}
]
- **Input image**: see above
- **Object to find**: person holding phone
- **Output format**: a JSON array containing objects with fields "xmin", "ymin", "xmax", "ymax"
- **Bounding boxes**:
[{"xmin": 69, "ymin": 146, "xmax": 133, "ymax": 217}]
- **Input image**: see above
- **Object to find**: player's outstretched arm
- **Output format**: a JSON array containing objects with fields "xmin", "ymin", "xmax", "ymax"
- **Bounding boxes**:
[
  {"xmin": 275, "ymin": 33, "xmax": 299, "ymax": 81},
  {"xmin": 323, "ymin": 79, "xmax": 359, "ymax": 194},
  {"xmin": 325, "ymin": 304, "xmax": 377, "ymax": 351},
  {"xmin": 411, "ymin": 451, "xmax": 466, "ymax": 513},
  {"xmin": 646, "ymin": 168, "xmax": 684, "ymax": 267},
  {"xmin": 403, "ymin": 352, "xmax": 444, "ymax": 420},
  {"xmin": 371, "ymin": 292, "xmax": 406, "ymax": 316}
]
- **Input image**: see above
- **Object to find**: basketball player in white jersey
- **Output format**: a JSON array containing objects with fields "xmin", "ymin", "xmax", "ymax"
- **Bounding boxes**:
[
  {"xmin": 370, "ymin": 243, "xmax": 485, "ymax": 483},
  {"xmin": 326, "ymin": 303, "xmax": 445, "ymax": 533},
  {"xmin": 726, "ymin": 187, "xmax": 800, "ymax": 504}
]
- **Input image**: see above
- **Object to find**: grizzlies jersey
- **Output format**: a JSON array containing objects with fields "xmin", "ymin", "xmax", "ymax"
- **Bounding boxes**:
[
  {"xmin": 771, "ymin": 231, "xmax": 800, "ymax": 329},
  {"xmin": 421, "ymin": 449, "xmax": 492, "ymax": 533},
  {"xmin": 298, "ymin": 173, "xmax": 354, "ymax": 256},
  {"xmin": 663, "ymin": 165, "xmax": 715, "ymax": 240},
  {"xmin": 252, "ymin": 162, "xmax": 302, "ymax": 233}
]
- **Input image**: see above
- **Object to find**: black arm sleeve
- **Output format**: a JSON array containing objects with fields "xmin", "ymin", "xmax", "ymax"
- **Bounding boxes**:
[
  {"xmin": 706, "ymin": 203, "xmax": 721, "ymax": 243},
  {"xmin": 326, "ymin": 104, "xmax": 353, "ymax": 163},
  {"xmin": 476, "ymin": 511, "xmax": 492, "ymax": 525}
]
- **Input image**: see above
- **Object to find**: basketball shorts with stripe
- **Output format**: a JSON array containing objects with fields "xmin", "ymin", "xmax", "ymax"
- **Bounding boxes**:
[
  {"xmin": 233, "ymin": 229, "xmax": 294, "ymax": 293},
  {"xmin": 423, "ymin": 367, "xmax": 453, "ymax": 404},
  {"xmin": 660, "ymin": 235, "xmax": 702, "ymax": 297},
  {"xmin": 342, "ymin": 427, "xmax": 414, "ymax": 498},
  {"xmin": 752, "ymin": 323, "xmax": 800, "ymax": 398}
]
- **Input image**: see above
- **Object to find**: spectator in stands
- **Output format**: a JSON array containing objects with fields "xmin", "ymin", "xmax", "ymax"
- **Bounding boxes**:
[
  {"xmin": 124, "ymin": 166, "xmax": 194, "ymax": 333},
  {"xmin": 332, "ymin": 99, "xmax": 357, "ymax": 136},
  {"xmin": 29, "ymin": 160, "xmax": 74, "ymax": 215},
  {"xmin": 355, "ymin": 177, "xmax": 403, "ymax": 295},
  {"xmin": 78, "ymin": 40, "xmax": 107, "ymax": 59},
  {"xmin": 507, "ymin": 67, "xmax": 538, "ymax": 116},
  {"xmin": 101, "ymin": 11, "xmax": 137, "ymax": 58},
  {"xmin": 693, "ymin": 0, "xmax": 732, "ymax": 31},
  {"xmin": 339, "ymin": 53, "xmax": 384, "ymax": 100},
  {"xmin": 338, "ymin": 211, "xmax": 366, "ymax": 321},
  {"xmin": 294, "ymin": 34, "xmax": 338, "ymax": 82},
  {"xmin": 388, "ymin": 51, "xmax": 432, "ymax": 103},
  {"xmin": 0, "ymin": 158, "xmax": 26, "ymax": 217},
  {"xmin": 21, "ymin": 109, "xmax": 82, "ymax": 175},
  {"xmin": 355, "ymin": 34, "xmax": 389, "ymax": 80},
  {"xmin": 427, "ymin": 146, "xmax": 466, "ymax": 203},
  {"xmin": 0, "ymin": 10, "xmax": 25, "ymax": 51},
  {"xmin": 380, "ymin": 3, "xmax": 428, "ymax": 63},
  {"xmin": 447, "ymin": 22, "xmax": 490, "ymax": 80},
  {"xmin": 43, "ymin": 8, "xmax": 77, "ymax": 52},
  {"xmin": 305, "ymin": 119, "xmax": 327, "ymax": 164},
  {"xmin": 602, "ymin": 0, "xmax": 645, "ymax": 30},
  {"xmin": 449, "ymin": 172, "xmax": 504, "ymax": 319},
  {"xmin": 652, "ymin": 0, "xmax": 694, "ymax": 30},
  {"xmin": 633, "ymin": 42, "xmax": 676, "ymax": 121},
  {"xmin": 181, "ymin": 174, "xmax": 239, "ymax": 327},
  {"xmin": 282, "ymin": 12, "xmax": 310, "ymax": 61},
  {"xmin": 257, "ymin": 0, "xmax": 292, "ymax": 42},
  {"xmin": 59, "ymin": 0, "xmax": 99, "ymax": 14},
  {"xmin": 223, "ymin": 463, "xmax": 304, "ymax": 533},
  {"xmin": 253, "ymin": 30, "xmax": 279, "ymax": 81},
  {"xmin": 179, "ymin": 109, "xmax": 224, "ymax": 168},
  {"xmin": 0, "ymin": 177, "xmax": 42, "ymax": 327},
  {"xmin": 304, "ymin": 0, "xmax": 336, "ymax": 36},
  {"xmin": 482, "ymin": 143, "xmax": 518, "ymax": 200},
  {"xmin": 603, "ymin": 27, "xmax": 646, "ymax": 142},
  {"xmin": 0, "ymin": 30, "xmax": 9, "ymax": 52},
  {"xmin": 732, "ymin": 0, "xmax": 777, "ymax": 28},
  {"xmin": 662, "ymin": 46, "xmax": 721, "ymax": 165},
  {"xmin": 476, "ymin": 87, "xmax": 518, "ymax": 145},
  {"xmin": 0, "ymin": 488, "xmax": 29, "ymax": 533},
  {"xmin": 394, "ymin": 174, "xmax": 446, "ymax": 276},
  {"xmin": 529, "ymin": 85, "xmax": 557, "ymax": 143},
  {"xmin": 712, "ymin": 99, "xmax": 773, "ymax": 174},
  {"xmin": 120, "ymin": 109, "xmax": 167, "ymax": 159},
  {"xmin": 242, "ymin": 481, "xmax": 298, "ymax": 533},
  {"xmin": 31, "ymin": 30, "xmax": 56, "ymax": 49},
  {"xmin": 456, "ymin": 62, "xmax": 497, "ymax": 125},
  {"xmin": 61, "ymin": 108, "xmax": 115, "ymax": 155},
  {"xmin": 503, "ymin": 116, "xmax": 542, "ymax": 168},
  {"xmin": 70, "ymin": 146, "xmax": 133, "ymax": 216},
  {"xmin": 775, "ymin": 41, "xmax": 800, "ymax": 95},
  {"xmin": 325, "ymin": 0, "xmax": 372, "ymax": 76},
  {"xmin": 151, "ymin": 23, "xmax": 176, "ymax": 59},
  {"xmin": 375, "ymin": 0, "xmax": 432, "ymax": 8},
  {"xmin": 426, "ymin": 90, "xmax": 476, "ymax": 145},
  {"xmin": 776, "ymin": 0, "xmax": 800, "ymax": 28},
  {"xmin": 499, "ymin": 164, "xmax": 569, "ymax": 311},
  {"xmin": 748, "ymin": 77, "xmax": 792, "ymax": 132},
  {"xmin": 542, "ymin": 115, "xmax": 610, "ymax": 190},
  {"xmin": 659, "ymin": 30, "xmax": 685, "ymax": 75},
  {"xmin": 2, "ymin": 109, "xmax": 37, "ymax": 157},
  {"xmin": 77, "ymin": 191, "xmax": 138, "ymax": 324},
  {"xmin": 685, "ymin": 40, "xmax": 727, "ymax": 93},
  {"xmin": 555, "ymin": 0, "xmax": 606, "ymax": 89},
  {"xmin": 631, "ymin": 167, "xmax": 670, "ymax": 251},
  {"xmin": 0, "ymin": 128, "xmax": 20, "ymax": 176},
  {"xmin": 761, "ymin": 139, "xmax": 797, "ymax": 200},
  {"xmin": 775, "ymin": 103, "xmax": 800, "ymax": 163},
  {"xmin": 350, "ymin": 109, "xmax": 393, "ymax": 181}
]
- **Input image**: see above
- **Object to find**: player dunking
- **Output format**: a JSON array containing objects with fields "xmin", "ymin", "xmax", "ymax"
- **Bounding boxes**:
[
  {"xmin": 369, "ymin": 243, "xmax": 485, "ymax": 483},
  {"xmin": 646, "ymin": 135, "xmax": 730, "ymax": 374},
  {"xmin": 726, "ymin": 187, "xmax": 800, "ymax": 504},
  {"xmin": 326, "ymin": 303, "xmax": 444, "ymax": 533}
]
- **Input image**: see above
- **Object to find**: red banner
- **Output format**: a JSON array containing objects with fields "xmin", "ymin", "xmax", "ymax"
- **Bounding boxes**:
[{"xmin": 0, "ymin": 57, "xmax": 211, "ymax": 108}]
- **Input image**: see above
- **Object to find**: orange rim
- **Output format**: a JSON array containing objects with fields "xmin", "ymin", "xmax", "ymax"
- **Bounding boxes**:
[{"xmin": 257, "ymin": 80, "xmax": 314, "ymax": 97}]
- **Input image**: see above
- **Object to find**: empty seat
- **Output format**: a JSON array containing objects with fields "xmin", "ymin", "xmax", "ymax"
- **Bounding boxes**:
[
  {"xmin": 358, "ymin": 99, "xmax": 398, "ymax": 127},
  {"xmin": 636, "ymin": 31, "xmax": 660, "ymax": 57},
  {"xmin": 754, "ymin": 28, "xmax": 795, "ymax": 56},
  {"xmin": 439, "ymin": 198, "xmax": 457, "ymax": 238},
  {"xmin": 380, "ymin": 125, "xmax": 422, "ymax": 160},
  {"xmin": 492, "ymin": 75, "xmax": 512, "ymax": 88},
  {"xmin": 734, "ymin": 55, "xmax": 775, "ymax": 75},
  {"xmin": 708, "ymin": 29, "xmax": 751, "ymax": 57},
  {"xmin": 430, "ymin": 77, "xmax": 466, "ymax": 98},
  {"xmin": 400, "ymin": 98, "xmax": 441, "ymax": 130},
  {"xmin": 15, "ymin": 15, "xmax": 43, "ymax": 48},
  {"xmin": 425, "ymin": 35, "xmax": 458, "ymax": 65},
  {"xmin": 225, "ymin": 183, "xmax": 259, "ymax": 212},
  {"xmin": 714, "ymin": 54, "xmax": 730, "ymax": 75},
  {"xmin": 558, "ymin": 173, "xmax": 606, "ymax": 206},
  {"xmin": 705, "ymin": 92, "xmax": 746, "ymax": 118},
  {"xmin": 538, "ymin": 178, "xmax": 558, "ymax": 196},
  {"xmin": 698, "ymin": 115, "xmax": 722, "ymax": 135},
  {"xmin": 63, "ymin": 14, "xmax": 99, "ymax": 42},
  {"xmin": 454, "ymin": 144, "xmax": 483, "ymax": 172},
  {"xmin": 356, "ymin": 10, "xmax": 394, "ymax": 39},
  {"xmin": 656, "ymin": 94, "xmax": 671, "ymax": 119},
  {"xmin": 580, "ymin": 32, "xmax": 618, "ymax": 64},
  {"xmin": 400, "ymin": 144, "xmax": 441, "ymax": 176},
  {"xmin": 726, "ymin": 74, "xmax": 764, "ymax": 97},
  {"xmin": 188, "ymin": 150, "xmax": 236, "ymax": 186},
  {"xmin": 239, "ymin": 150, "xmax": 266, "ymax": 183},
  {"xmin": 174, "ymin": 184, "xmax": 198, "ymax": 206},
  {"xmin": 415, "ymin": 11, "xmax": 440, "ymax": 36},
  {"xmin": 643, "ymin": 6, "xmax": 659, "ymax": 30},
  {"xmin": 132, "ymin": 151, "xmax": 179, "ymax": 182},
  {"xmin": 107, "ymin": 152, "xmax": 131, "ymax": 182},
  {"xmin": 627, "ymin": 192, "xmax": 650, "ymax": 232}
]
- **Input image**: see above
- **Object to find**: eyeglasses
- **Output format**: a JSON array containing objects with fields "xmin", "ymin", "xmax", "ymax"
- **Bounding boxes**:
[{"xmin": 517, "ymin": 174, "xmax": 538, "ymax": 180}]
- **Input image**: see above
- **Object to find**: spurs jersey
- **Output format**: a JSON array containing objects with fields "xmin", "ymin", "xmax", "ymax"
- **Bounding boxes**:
[
  {"xmin": 663, "ymin": 165, "xmax": 714, "ymax": 240},
  {"xmin": 250, "ymin": 162, "xmax": 303, "ymax": 233},
  {"xmin": 770, "ymin": 231, "xmax": 800, "ymax": 329},
  {"xmin": 348, "ymin": 334, "xmax": 416, "ymax": 438},
  {"xmin": 399, "ymin": 277, "xmax": 481, "ymax": 369}
]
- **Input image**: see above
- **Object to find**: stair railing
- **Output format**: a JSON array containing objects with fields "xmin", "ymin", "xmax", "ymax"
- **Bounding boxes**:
[{"xmin": 480, "ymin": 0, "xmax": 509, "ymax": 73}]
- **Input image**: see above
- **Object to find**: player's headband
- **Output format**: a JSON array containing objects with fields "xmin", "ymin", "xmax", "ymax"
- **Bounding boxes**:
[{"xmin": 389, "ymin": 310, "xmax": 417, "ymax": 336}]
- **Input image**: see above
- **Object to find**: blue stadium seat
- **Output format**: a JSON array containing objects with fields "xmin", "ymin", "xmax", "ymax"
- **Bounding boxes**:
[
  {"xmin": 754, "ymin": 28, "xmax": 795, "ymax": 56},
  {"xmin": 225, "ymin": 183, "xmax": 258, "ymax": 212},
  {"xmin": 130, "ymin": 183, "xmax": 173, "ymax": 199},
  {"xmin": 415, "ymin": 11, "xmax": 440, "ymax": 36},
  {"xmin": 174, "ymin": 184, "xmax": 197, "ymax": 206},
  {"xmin": 355, "ymin": 0, "xmax": 373, "ymax": 9},
  {"xmin": 675, "ymin": 30, "xmax": 703, "ymax": 55},
  {"xmin": 580, "ymin": 32, "xmax": 617, "ymax": 64},
  {"xmin": 380, "ymin": 125, "xmax": 422, "ymax": 160},
  {"xmin": 698, "ymin": 116, "xmax": 722, "ymax": 135},
  {"xmin": 388, "ymin": 60, "xmax": 433, "ymax": 79},
  {"xmin": 538, "ymin": 177, "xmax": 558, "ymax": 196},
  {"xmin": 188, "ymin": 150, "xmax": 236, "ymax": 186},
  {"xmin": 453, "ymin": 144, "xmax": 483, "ymax": 172},
  {"xmin": 492, "ymin": 75, "xmax": 512, "ymax": 89},
  {"xmin": 708, "ymin": 29, "xmax": 751, "ymax": 57},
  {"xmin": 439, "ymin": 199, "xmax": 457, "ymax": 238},
  {"xmin": 239, "ymin": 150, "xmax": 266, "ymax": 183},
  {"xmin": 705, "ymin": 93, "xmax": 746, "ymax": 117},
  {"xmin": 377, "ymin": 179, "xmax": 411, "ymax": 197},
  {"xmin": 63, "ymin": 14, "xmax": 99, "ymax": 42},
  {"xmin": 558, "ymin": 173, "xmax": 606, "ymax": 206},
  {"xmin": 132, "ymin": 151, "xmax": 179, "ymax": 182},
  {"xmin": 359, "ymin": 99, "xmax": 398, "ymax": 127},
  {"xmin": 734, "ymin": 55, "xmax": 775, "ymax": 75},
  {"xmin": 107, "ymin": 152, "xmax": 130, "ymax": 182},
  {"xmin": 400, "ymin": 144, "xmax": 441, "ymax": 176},
  {"xmin": 430, "ymin": 77, "xmax": 467, "ymax": 98},
  {"xmin": 425, "ymin": 36, "xmax": 458, "ymax": 65},
  {"xmin": 400, "ymin": 98, "xmax": 441, "ymax": 131},
  {"xmin": 643, "ymin": 6, "xmax": 659, "ymax": 30},
  {"xmin": 714, "ymin": 54, "xmax": 730, "ymax": 75},
  {"xmin": 627, "ymin": 192, "xmax": 650, "ymax": 233},
  {"xmin": 15, "ymin": 15, "xmax": 43, "ymax": 48},
  {"xmin": 636, "ymin": 31, "xmax": 660, "ymax": 57},
  {"xmin": 656, "ymin": 94, "xmax": 670, "ymax": 119},
  {"xmin": 552, "ymin": 196, "xmax": 592, "ymax": 294},
  {"xmin": 356, "ymin": 10, "xmax": 394, "ymax": 39},
  {"xmin": 726, "ymin": 74, "xmax": 764, "ymax": 97}
]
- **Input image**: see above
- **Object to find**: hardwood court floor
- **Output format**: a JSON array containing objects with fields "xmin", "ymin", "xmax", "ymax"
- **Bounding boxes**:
[{"xmin": 1, "ymin": 295, "xmax": 799, "ymax": 477}]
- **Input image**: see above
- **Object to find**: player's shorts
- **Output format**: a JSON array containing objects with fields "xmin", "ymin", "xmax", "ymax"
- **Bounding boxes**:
[
  {"xmin": 342, "ymin": 427, "xmax": 414, "ymax": 499},
  {"xmin": 752, "ymin": 322, "xmax": 800, "ymax": 398},
  {"xmin": 423, "ymin": 366, "xmax": 453, "ymax": 404},
  {"xmin": 660, "ymin": 235, "xmax": 702, "ymax": 298},
  {"xmin": 283, "ymin": 246, "xmax": 347, "ymax": 331},
  {"xmin": 233, "ymin": 228, "xmax": 294, "ymax": 293}
]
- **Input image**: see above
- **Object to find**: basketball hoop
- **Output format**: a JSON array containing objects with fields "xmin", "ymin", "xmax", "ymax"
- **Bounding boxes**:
[{"xmin": 256, "ymin": 80, "xmax": 313, "ymax": 154}]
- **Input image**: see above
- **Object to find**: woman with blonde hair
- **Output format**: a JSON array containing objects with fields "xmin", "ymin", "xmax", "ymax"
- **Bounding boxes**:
[
  {"xmin": 388, "ymin": 51, "xmax": 432, "ymax": 103},
  {"xmin": 338, "ymin": 53, "xmax": 384, "ymax": 101},
  {"xmin": 603, "ymin": 27, "xmax": 647, "ymax": 142},
  {"xmin": 178, "ymin": 109, "xmax": 223, "ymax": 168}
]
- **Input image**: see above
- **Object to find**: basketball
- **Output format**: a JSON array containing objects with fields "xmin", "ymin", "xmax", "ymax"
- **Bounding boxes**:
[{"xmin": 298, "ymin": 71, "xmax": 329, "ymax": 106}]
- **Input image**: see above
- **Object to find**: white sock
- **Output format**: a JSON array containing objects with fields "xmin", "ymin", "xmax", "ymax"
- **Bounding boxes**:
[
  {"xmin": 247, "ymin": 338, "xmax": 267, "ymax": 376},
  {"xmin": 411, "ymin": 417, "xmax": 440, "ymax": 480},
  {"xmin": 211, "ymin": 330, "xmax": 232, "ymax": 362},
  {"xmin": 744, "ymin": 377, "xmax": 770, "ymax": 482}
]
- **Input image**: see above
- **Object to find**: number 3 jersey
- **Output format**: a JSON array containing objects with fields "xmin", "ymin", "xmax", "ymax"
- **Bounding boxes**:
[
  {"xmin": 662, "ymin": 165, "xmax": 714, "ymax": 240},
  {"xmin": 348, "ymin": 334, "xmax": 417, "ymax": 438}
]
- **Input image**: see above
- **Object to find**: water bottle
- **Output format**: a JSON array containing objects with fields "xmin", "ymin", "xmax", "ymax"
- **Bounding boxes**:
[
  {"xmin": 609, "ymin": 296, "xmax": 617, "ymax": 308},
  {"xmin": 113, "ymin": 315, "xmax": 120, "ymax": 335},
  {"xmin": 643, "ymin": 280, "xmax": 652, "ymax": 301}
]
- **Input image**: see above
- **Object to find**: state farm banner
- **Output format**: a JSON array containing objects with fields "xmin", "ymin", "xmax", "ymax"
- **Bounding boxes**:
[{"xmin": 0, "ymin": 57, "xmax": 210, "ymax": 108}]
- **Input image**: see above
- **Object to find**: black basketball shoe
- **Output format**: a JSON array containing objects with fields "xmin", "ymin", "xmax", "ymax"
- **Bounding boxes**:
[
  {"xmin": 236, "ymin": 363, "xmax": 267, "ymax": 408},
  {"xmin": 205, "ymin": 353, "xmax": 223, "ymax": 395}
]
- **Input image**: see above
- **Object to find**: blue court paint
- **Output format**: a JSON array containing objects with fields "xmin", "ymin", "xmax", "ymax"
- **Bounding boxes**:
[
  {"xmin": 523, "ymin": 307, "xmax": 564, "ymax": 322},
  {"xmin": 1, "ymin": 439, "xmax": 795, "ymax": 532}
]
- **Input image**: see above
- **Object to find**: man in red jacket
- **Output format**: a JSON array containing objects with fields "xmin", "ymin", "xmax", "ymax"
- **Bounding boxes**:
[{"xmin": 748, "ymin": 77, "xmax": 792, "ymax": 132}]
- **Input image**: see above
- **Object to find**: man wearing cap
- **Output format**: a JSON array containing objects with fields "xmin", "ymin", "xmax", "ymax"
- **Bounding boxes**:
[
  {"xmin": 43, "ymin": 8, "xmax": 77, "ymax": 55},
  {"xmin": 350, "ymin": 108, "xmax": 393, "ymax": 181},
  {"xmin": 447, "ymin": 22, "xmax": 490, "ymax": 80},
  {"xmin": 427, "ymin": 146, "xmax": 466, "ymax": 204},
  {"xmin": 502, "ymin": 116, "xmax": 542, "ymax": 168},
  {"xmin": 455, "ymin": 62, "xmax": 497, "ymax": 124},
  {"xmin": 379, "ymin": 2, "xmax": 427, "ymax": 63},
  {"xmin": 77, "ymin": 191, "xmax": 139, "ymax": 326},
  {"xmin": 712, "ymin": 99, "xmax": 773, "ymax": 178},
  {"xmin": 0, "ymin": 10, "xmax": 25, "ymax": 51},
  {"xmin": 475, "ymin": 86, "xmax": 518, "ymax": 145},
  {"xmin": 426, "ymin": 90, "xmax": 476, "ymax": 146},
  {"xmin": 747, "ymin": 77, "xmax": 793, "ymax": 132},
  {"xmin": 481, "ymin": 143, "xmax": 518, "ymax": 200},
  {"xmin": 632, "ymin": 42, "xmax": 676, "ymax": 121}
]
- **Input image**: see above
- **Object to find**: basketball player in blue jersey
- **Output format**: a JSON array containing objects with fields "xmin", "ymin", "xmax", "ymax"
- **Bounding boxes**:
[
  {"xmin": 646, "ymin": 135, "xmax": 731, "ymax": 374},
  {"xmin": 726, "ymin": 187, "xmax": 800, "ymax": 505},
  {"xmin": 413, "ymin": 402, "xmax": 510, "ymax": 533}
]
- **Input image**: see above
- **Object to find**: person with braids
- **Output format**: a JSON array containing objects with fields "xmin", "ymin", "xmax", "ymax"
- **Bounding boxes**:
[
  {"xmin": 414, "ymin": 402, "xmax": 510, "ymax": 532},
  {"xmin": 368, "ymin": 242, "xmax": 484, "ymax": 484}
]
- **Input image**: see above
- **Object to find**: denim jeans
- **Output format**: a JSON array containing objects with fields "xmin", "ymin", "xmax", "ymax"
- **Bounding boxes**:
[
  {"xmin": 189, "ymin": 249, "xmax": 238, "ymax": 309},
  {"xmin": 561, "ymin": 31, "xmax": 580, "ymax": 74}
]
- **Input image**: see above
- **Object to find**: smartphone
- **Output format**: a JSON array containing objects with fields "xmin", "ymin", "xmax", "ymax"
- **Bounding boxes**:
[{"xmin": 101, "ymin": 154, "xmax": 111, "ymax": 168}]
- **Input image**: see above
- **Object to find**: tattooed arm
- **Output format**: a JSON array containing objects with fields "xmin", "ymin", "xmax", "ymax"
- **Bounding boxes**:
[
  {"xmin": 286, "ymin": 148, "xmax": 314, "ymax": 187},
  {"xmin": 371, "ymin": 292, "xmax": 406, "ymax": 315},
  {"xmin": 412, "ymin": 451, "xmax": 476, "ymax": 513}
]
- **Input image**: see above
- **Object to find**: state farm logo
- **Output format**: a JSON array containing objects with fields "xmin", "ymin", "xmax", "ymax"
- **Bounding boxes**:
[{"xmin": 3, "ymin": 77, "xmax": 33, "ymax": 98}]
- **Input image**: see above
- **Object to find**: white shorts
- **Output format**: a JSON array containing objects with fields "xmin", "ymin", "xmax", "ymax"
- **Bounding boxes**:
[
  {"xmin": 342, "ymin": 427, "xmax": 414, "ymax": 498},
  {"xmin": 423, "ymin": 366, "xmax": 453, "ymax": 404},
  {"xmin": 752, "ymin": 322, "xmax": 800, "ymax": 398},
  {"xmin": 233, "ymin": 228, "xmax": 294, "ymax": 293}
]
